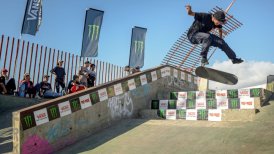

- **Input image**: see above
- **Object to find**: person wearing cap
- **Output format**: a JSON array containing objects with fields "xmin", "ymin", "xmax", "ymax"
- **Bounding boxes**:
[
  {"xmin": 50, "ymin": 60, "xmax": 66, "ymax": 93},
  {"xmin": 87, "ymin": 63, "xmax": 96, "ymax": 87},
  {"xmin": 37, "ymin": 75, "xmax": 63, "ymax": 98},
  {"xmin": 0, "ymin": 68, "xmax": 16, "ymax": 95},
  {"xmin": 67, "ymin": 75, "xmax": 86, "ymax": 94},
  {"xmin": 19, "ymin": 73, "xmax": 36, "ymax": 98},
  {"xmin": 78, "ymin": 61, "xmax": 90, "ymax": 87},
  {"xmin": 185, "ymin": 5, "xmax": 243, "ymax": 65}
]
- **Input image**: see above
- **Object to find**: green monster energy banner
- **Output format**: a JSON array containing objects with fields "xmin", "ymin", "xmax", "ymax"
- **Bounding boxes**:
[
  {"xmin": 21, "ymin": 114, "xmax": 36, "ymax": 130},
  {"xmin": 151, "ymin": 100, "xmax": 159, "ymax": 109},
  {"xmin": 47, "ymin": 105, "xmax": 60, "ymax": 121},
  {"xmin": 157, "ymin": 109, "xmax": 166, "ymax": 118},
  {"xmin": 177, "ymin": 109, "xmax": 186, "ymax": 119},
  {"xmin": 250, "ymin": 88, "xmax": 262, "ymax": 97},
  {"xmin": 227, "ymin": 89, "xmax": 238, "ymax": 98},
  {"xmin": 170, "ymin": 92, "xmax": 178, "ymax": 100},
  {"xmin": 229, "ymin": 98, "xmax": 240, "ymax": 109},
  {"xmin": 186, "ymin": 99, "xmax": 196, "ymax": 109},
  {"xmin": 70, "ymin": 98, "xmax": 81, "ymax": 112},
  {"xmin": 81, "ymin": 8, "xmax": 104, "ymax": 57},
  {"xmin": 197, "ymin": 109, "xmax": 208, "ymax": 120},
  {"xmin": 267, "ymin": 75, "xmax": 274, "ymax": 92},
  {"xmin": 168, "ymin": 100, "xmax": 177, "ymax": 109},
  {"xmin": 129, "ymin": 26, "xmax": 147, "ymax": 68},
  {"xmin": 206, "ymin": 99, "xmax": 217, "ymax": 109},
  {"xmin": 21, "ymin": 0, "xmax": 42, "ymax": 35}
]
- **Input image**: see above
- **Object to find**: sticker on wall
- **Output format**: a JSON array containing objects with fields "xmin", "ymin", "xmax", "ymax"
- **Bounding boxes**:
[
  {"xmin": 151, "ymin": 100, "xmax": 159, "ymax": 109},
  {"xmin": 98, "ymin": 88, "xmax": 108, "ymax": 101},
  {"xmin": 188, "ymin": 74, "xmax": 192, "ymax": 83},
  {"xmin": 34, "ymin": 108, "xmax": 49, "ymax": 126},
  {"xmin": 166, "ymin": 109, "xmax": 176, "ymax": 120},
  {"xmin": 206, "ymin": 90, "xmax": 215, "ymax": 99},
  {"xmin": 228, "ymin": 98, "xmax": 240, "ymax": 109},
  {"xmin": 90, "ymin": 92, "xmax": 100, "ymax": 105},
  {"xmin": 173, "ymin": 69, "xmax": 178, "ymax": 78},
  {"xmin": 250, "ymin": 88, "xmax": 262, "ymax": 97},
  {"xmin": 176, "ymin": 99, "xmax": 187, "ymax": 109},
  {"xmin": 151, "ymin": 71, "xmax": 157, "ymax": 81},
  {"xmin": 140, "ymin": 74, "xmax": 148, "ymax": 85},
  {"xmin": 186, "ymin": 109, "xmax": 197, "ymax": 120},
  {"xmin": 197, "ymin": 109, "xmax": 208, "ymax": 120},
  {"xmin": 181, "ymin": 72, "xmax": 186, "ymax": 80},
  {"xmin": 70, "ymin": 98, "xmax": 81, "ymax": 112},
  {"xmin": 206, "ymin": 98, "xmax": 217, "ymax": 109},
  {"xmin": 195, "ymin": 98, "xmax": 207, "ymax": 109},
  {"xmin": 217, "ymin": 98, "xmax": 229, "ymax": 109},
  {"xmin": 168, "ymin": 100, "xmax": 177, "ymax": 109},
  {"xmin": 186, "ymin": 99, "xmax": 196, "ymax": 109},
  {"xmin": 79, "ymin": 94, "xmax": 92, "ymax": 109},
  {"xmin": 196, "ymin": 91, "xmax": 206, "ymax": 99},
  {"xmin": 177, "ymin": 109, "xmax": 186, "ymax": 119},
  {"xmin": 21, "ymin": 114, "xmax": 36, "ymax": 130},
  {"xmin": 216, "ymin": 90, "xmax": 227, "ymax": 99},
  {"xmin": 170, "ymin": 92, "xmax": 178, "ymax": 100},
  {"xmin": 114, "ymin": 83, "xmax": 123, "ymax": 96},
  {"xmin": 208, "ymin": 109, "xmax": 222, "ymax": 121},
  {"xmin": 128, "ymin": 79, "xmax": 136, "ymax": 90},
  {"xmin": 187, "ymin": 91, "xmax": 196, "ymax": 100},
  {"xmin": 178, "ymin": 92, "xmax": 187, "ymax": 100},
  {"xmin": 238, "ymin": 89, "xmax": 250, "ymax": 98},
  {"xmin": 240, "ymin": 98, "xmax": 255, "ymax": 109},
  {"xmin": 47, "ymin": 105, "xmax": 60, "ymax": 121},
  {"xmin": 58, "ymin": 101, "xmax": 72, "ymax": 117},
  {"xmin": 159, "ymin": 100, "xmax": 168, "ymax": 110},
  {"xmin": 227, "ymin": 89, "xmax": 238, "ymax": 98}
]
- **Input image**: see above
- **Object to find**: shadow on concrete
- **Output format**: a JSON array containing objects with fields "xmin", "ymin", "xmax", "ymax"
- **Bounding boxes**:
[{"xmin": 58, "ymin": 119, "xmax": 148, "ymax": 154}]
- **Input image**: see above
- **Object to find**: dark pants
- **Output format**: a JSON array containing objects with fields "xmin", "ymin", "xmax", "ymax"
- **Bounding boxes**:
[
  {"xmin": 55, "ymin": 79, "xmax": 65, "ymax": 93},
  {"xmin": 5, "ymin": 78, "xmax": 16, "ymax": 94},
  {"xmin": 189, "ymin": 32, "xmax": 236, "ymax": 59}
]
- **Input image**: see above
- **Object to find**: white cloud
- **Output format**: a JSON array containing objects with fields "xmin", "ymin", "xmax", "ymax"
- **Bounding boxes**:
[{"xmin": 208, "ymin": 60, "xmax": 274, "ymax": 90}]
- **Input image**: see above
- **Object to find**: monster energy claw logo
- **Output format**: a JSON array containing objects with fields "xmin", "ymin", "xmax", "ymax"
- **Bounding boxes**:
[
  {"xmin": 230, "ymin": 99, "xmax": 238, "ymax": 109},
  {"xmin": 88, "ymin": 24, "xmax": 100, "ymax": 41},
  {"xmin": 71, "ymin": 101, "xmax": 80, "ymax": 109},
  {"xmin": 199, "ymin": 110, "xmax": 207, "ymax": 120},
  {"xmin": 228, "ymin": 90, "xmax": 238, "ymax": 98},
  {"xmin": 134, "ymin": 41, "xmax": 144, "ymax": 54},
  {"xmin": 251, "ymin": 88, "xmax": 261, "ymax": 97},
  {"xmin": 207, "ymin": 100, "xmax": 215, "ymax": 108},
  {"xmin": 50, "ymin": 107, "xmax": 58, "ymax": 118},
  {"xmin": 24, "ymin": 116, "xmax": 33, "ymax": 127},
  {"xmin": 188, "ymin": 100, "xmax": 194, "ymax": 108}
]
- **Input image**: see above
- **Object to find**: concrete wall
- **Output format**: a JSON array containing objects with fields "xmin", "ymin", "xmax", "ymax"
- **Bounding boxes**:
[{"xmin": 12, "ymin": 65, "xmax": 198, "ymax": 154}]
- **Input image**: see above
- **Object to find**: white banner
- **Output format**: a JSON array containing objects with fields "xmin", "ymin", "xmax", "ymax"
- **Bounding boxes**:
[
  {"xmin": 79, "ymin": 94, "xmax": 92, "ymax": 109},
  {"xmin": 128, "ymin": 79, "xmax": 136, "ymax": 90},
  {"xmin": 34, "ymin": 108, "xmax": 49, "ymax": 126},
  {"xmin": 238, "ymin": 89, "xmax": 250, "ymax": 98},
  {"xmin": 208, "ymin": 109, "xmax": 222, "ymax": 121},
  {"xmin": 195, "ymin": 98, "xmax": 207, "ymax": 109},
  {"xmin": 178, "ymin": 92, "xmax": 187, "ymax": 99},
  {"xmin": 217, "ymin": 98, "xmax": 229, "ymax": 109},
  {"xmin": 58, "ymin": 101, "xmax": 72, "ymax": 117},
  {"xmin": 166, "ymin": 109, "xmax": 177, "ymax": 120},
  {"xmin": 196, "ymin": 91, "xmax": 206, "ymax": 99},
  {"xmin": 159, "ymin": 100, "xmax": 168, "ymax": 110},
  {"xmin": 176, "ymin": 99, "xmax": 187, "ymax": 109},
  {"xmin": 216, "ymin": 90, "xmax": 228, "ymax": 99},
  {"xmin": 188, "ymin": 74, "xmax": 192, "ymax": 83},
  {"xmin": 98, "ymin": 88, "xmax": 108, "ymax": 101},
  {"xmin": 186, "ymin": 109, "xmax": 197, "ymax": 120},
  {"xmin": 140, "ymin": 74, "xmax": 147, "ymax": 85},
  {"xmin": 114, "ymin": 83, "xmax": 123, "ymax": 96},
  {"xmin": 240, "ymin": 98, "xmax": 255, "ymax": 109},
  {"xmin": 173, "ymin": 69, "xmax": 178, "ymax": 78}
]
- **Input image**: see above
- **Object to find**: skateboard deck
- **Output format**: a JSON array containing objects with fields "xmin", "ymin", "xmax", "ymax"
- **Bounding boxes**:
[{"xmin": 195, "ymin": 66, "xmax": 238, "ymax": 85}]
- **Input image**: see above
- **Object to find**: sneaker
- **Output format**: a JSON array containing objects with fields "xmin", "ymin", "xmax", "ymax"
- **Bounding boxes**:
[
  {"xmin": 232, "ymin": 58, "xmax": 244, "ymax": 64},
  {"xmin": 201, "ymin": 57, "xmax": 209, "ymax": 65}
]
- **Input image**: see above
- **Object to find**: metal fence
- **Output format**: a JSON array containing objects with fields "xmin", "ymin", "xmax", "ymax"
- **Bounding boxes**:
[{"xmin": 0, "ymin": 35, "xmax": 128, "ymax": 91}]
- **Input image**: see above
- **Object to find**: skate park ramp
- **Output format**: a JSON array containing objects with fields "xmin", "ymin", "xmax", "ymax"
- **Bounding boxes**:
[{"xmin": 12, "ymin": 65, "xmax": 198, "ymax": 153}]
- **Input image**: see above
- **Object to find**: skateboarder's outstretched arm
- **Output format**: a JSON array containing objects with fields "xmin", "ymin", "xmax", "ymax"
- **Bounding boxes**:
[{"xmin": 185, "ymin": 4, "xmax": 195, "ymax": 16}]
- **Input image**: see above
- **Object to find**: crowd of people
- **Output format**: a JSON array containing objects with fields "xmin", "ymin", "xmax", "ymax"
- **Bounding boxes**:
[{"xmin": 0, "ymin": 60, "xmax": 97, "ymax": 99}]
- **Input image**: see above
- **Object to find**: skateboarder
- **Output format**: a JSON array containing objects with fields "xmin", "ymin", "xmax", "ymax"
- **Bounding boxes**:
[{"xmin": 185, "ymin": 5, "xmax": 243, "ymax": 65}]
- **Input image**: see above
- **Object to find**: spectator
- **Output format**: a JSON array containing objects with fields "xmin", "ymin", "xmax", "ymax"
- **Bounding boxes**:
[
  {"xmin": 51, "ymin": 60, "xmax": 66, "ymax": 93},
  {"xmin": 87, "ymin": 63, "xmax": 96, "ymax": 87},
  {"xmin": 0, "ymin": 68, "xmax": 16, "ymax": 95},
  {"xmin": 132, "ymin": 66, "xmax": 141, "ymax": 74},
  {"xmin": 38, "ymin": 75, "xmax": 63, "ymax": 98},
  {"xmin": 67, "ymin": 75, "xmax": 86, "ymax": 94},
  {"xmin": 78, "ymin": 61, "xmax": 90, "ymax": 87},
  {"xmin": 19, "ymin": 73, "xmax": 36, "ymax": 98}
]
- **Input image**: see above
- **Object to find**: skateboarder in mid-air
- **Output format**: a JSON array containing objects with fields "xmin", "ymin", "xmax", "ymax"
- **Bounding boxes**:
[{"xmin": 185, "ymin": 5, "xmax": 243, "ymax": 65}]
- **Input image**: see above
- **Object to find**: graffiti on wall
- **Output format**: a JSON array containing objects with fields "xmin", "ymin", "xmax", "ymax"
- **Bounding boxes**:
[{"xmin": 22, "ymin": 135, "xmax": 53, "ymax": 154}]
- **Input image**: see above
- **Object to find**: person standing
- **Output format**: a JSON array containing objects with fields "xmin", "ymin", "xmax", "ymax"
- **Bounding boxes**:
[
  {"xmin": 51, "ymin": 60, "xmax": 66, "ymax": 93},
  {"xmin": 0, "ymin": 68, "xmax": 16, "ymax": 95},
  {"xmin": 79, "ymin": 61, "xmax": 90, "ymax": 87},
  {"xmin": 87, "ymin": 63, "xmax": 96, "ymax": 87}
]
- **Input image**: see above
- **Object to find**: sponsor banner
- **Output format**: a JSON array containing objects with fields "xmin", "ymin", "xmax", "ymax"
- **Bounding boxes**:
[
  {"xmin": 176, "ymin": 109, "xmax": 186, "ymax": 119},
  {"xmin": 157, "ymin": 109, "xmax": 166, "ymax": 118},
  {"xmin": 146, "ymin": 73, "xmax": 152, "ymax": 83},
  {"xmin": 70, "ymin": 98, "xmax": 81, "ymax": 112},
  {"xmin": 166, "ymin": 109, "xmax": 177, "ymax": 120},
  {"xmin": 176, "ymin": 99, "xmax": 187, "ymax": 109},
  {"xmin": 216, "ymin": 90, "xmax": 227, "ymax": 99},
  {"xmin": 197, "ymin": 109, "xmax": 208, "ymax": 120},
  {"xmin": 151, "ymin": 71, "xmax": 157, "ymax": 81},
  {"xmin": 217, "ymin": 98, "xmax": 229, "ymax": 109},
  {"xmin": 159, "ymin": 100, "xmax": 168, "ymax": 110},
  {"xmin": 79, "ymin": 94, "xmax": 92, "ymax": 109},
  {"xmin": 58, "ymin": 101, "xmax": 72, "ymax": 117},
  {"xmin": 107, "ymin": 86, "xmax": 115, "ymax": 98},
  {"xmin": 128, "ymin": 79, "xmax": 136, "ymax": 90},
  {"xmin": 21, "ymin": 114, "xmax": 36, "ymax": 130},
  {"xmin": 195, "ymin": 98, "xmax": 207, "ymax": 109},
  {"xmin": 194, "ymin": 77, "xmax": 198, "ymax": 85},
  {"xmin": 173, "ymin": 69, "xmax": 178, "ymax": 78},
  {"xmin": 170, "ymin": 92, "xmax": 178, "ymax": 100},
  {"xmin": 206, "ymin": 90, "xmax": 215, "ymax": 99},
  {"xmin": 208, "ymin": 109, "xmax": 222, "ymax": 121},
  {"xmin": 181, "ymin": 72, "xmax": 186, "ymax": 80},
  {"xmin": 114, "ymin": 83, "xmax": 123, "ymax": 96},
  {"xmin": 151, "ymin": 100, "xmax": 159, "ymax": 109},
  {"xmin": 187, "ymin": 91, "xmax": 196, "ymax": 100},
  {"xmin": 122, "ymin": 81, "xmax": 129, "ymax": 92},
  {"xmin": 47, "ymin": 105, "xmax": 60, "ymax": 121},
  {"xmin": 187, "ymin": 74, "xmax": 192, "ymax": 83},
  {"xmin": 238, "ymin": 89, "xmax": 250, "ymax": 98},
  {"xmin": 228, "ymin": 98, "xmax": 240, "ymax": 109},
  {"xmin": 161, "ymin": 67, "xmax": 170, "ymax": 77},
  {"xmin": 227, "ymin": 89, "xmax": 238, "ymax": 98},
  {"xmin": 140, "ymin": 74, "xmax": 148, "ymax": 85},
  {"xmin": 186, "ymin": 99, "xmax": 196, "ymax": 109},
  {"xmin": 90, "ymin": 92, "xmax": 100, "ymax": 105},
  {"xmin": 206, "ymin": 98, "xmax": 217, "ymax": 109},
  {"xmin": 135, "ymin": 77, "xmax": 141, "ymax": 87},
  {"xmin": 240, "ymin": 98, "xmax": 255, "ymax": 109},
  {"xmin": 178, "ymin": 92, "xmax": 188, "ymax": 99},
  {"xmin": 165, "ymin": 67, "xmax": 171, "ymax": 76},
  {"xmin": 186, "ymin": 109, "xmax": 197, "ymax": 121},
  {"xmin": 196, "ymin": 91, "xmax": 206, "ymax": 99},
  {"xmin": 34, "ymin": 108, "xmax": 49, "ymax": 126},
  {"xmin": 250, "ymin": 88, "xmax": 262, "ymax": 97},
  {"xmin": 98, "ymin": 88, "xmax": 108, "ymax": 101},
  {"xmin": 168, "ymin": 100, "xmax": 176, "ymax": 109}
]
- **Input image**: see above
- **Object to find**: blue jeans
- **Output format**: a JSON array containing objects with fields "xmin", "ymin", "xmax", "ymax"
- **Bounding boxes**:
[{"xmin": 189, "ymin": 32, "xmax": 236, "ymax": 59}]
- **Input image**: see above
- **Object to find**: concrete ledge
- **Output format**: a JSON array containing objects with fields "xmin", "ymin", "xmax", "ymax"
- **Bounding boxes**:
[
  {"xmin": 139, "ymin": 110, "xmax": 162, "ymax": 119},
  {"xmin": 222, "ymin": 109, "xmax": 256, "ymax": 121}
]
